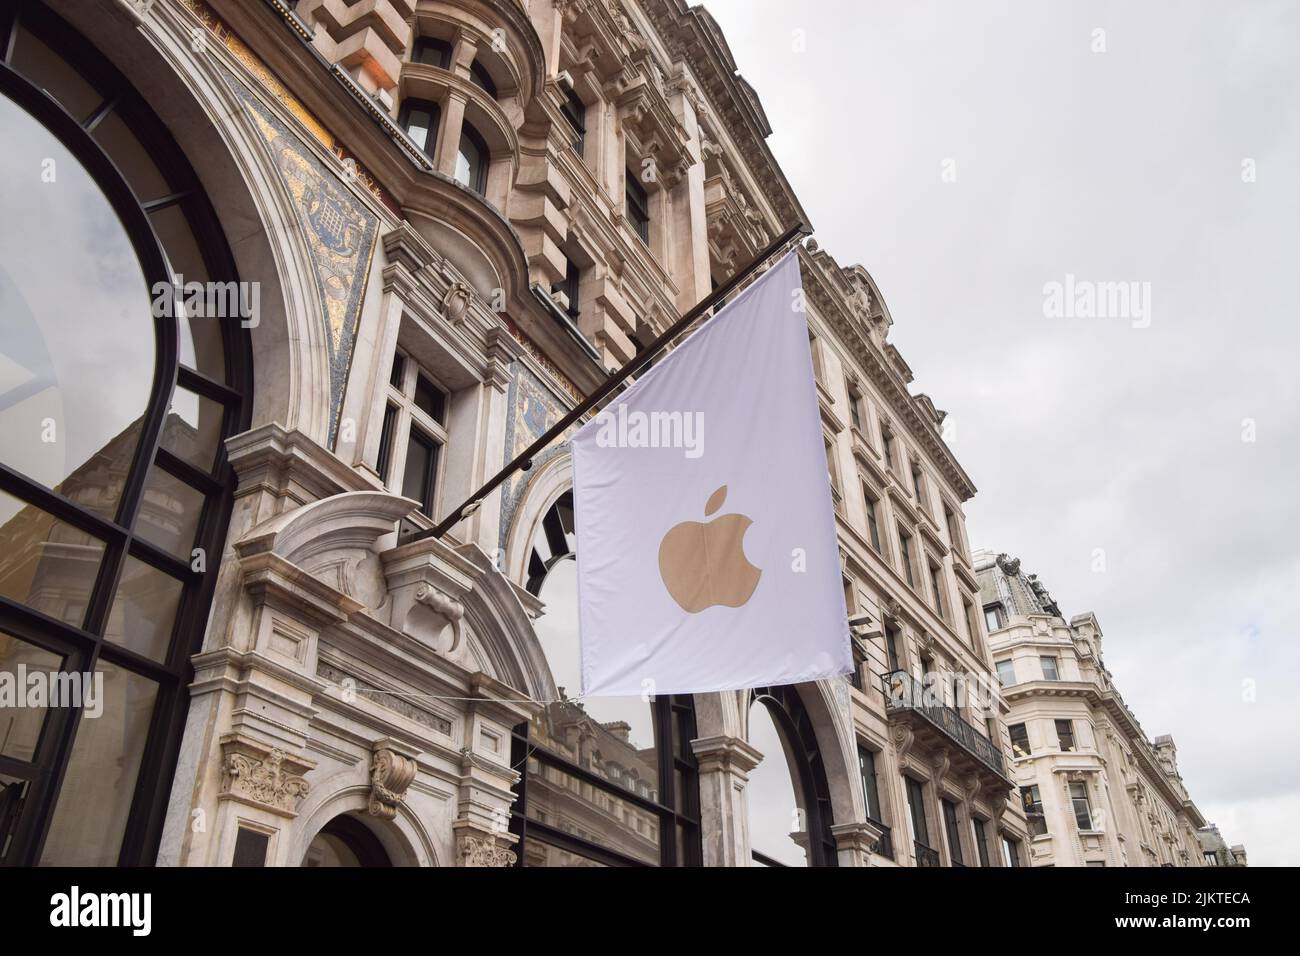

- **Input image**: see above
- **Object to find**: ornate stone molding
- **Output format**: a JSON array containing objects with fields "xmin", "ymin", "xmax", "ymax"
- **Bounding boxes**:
[
  {"xmin": 219, "ymin": 734, "xmax": 315, "ymax": 817},
  {"xmin": 368, "ymin": 741, "xmax": 419, "ymax": 820},
  {"xmin": 457, "ymin": 833, "xmax": 517, "ymax": 868}
]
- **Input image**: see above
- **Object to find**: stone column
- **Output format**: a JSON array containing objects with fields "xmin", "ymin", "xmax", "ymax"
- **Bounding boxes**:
[{"xmin": 691, "ymin": 734, "xmax": 763, "ymax": 867}]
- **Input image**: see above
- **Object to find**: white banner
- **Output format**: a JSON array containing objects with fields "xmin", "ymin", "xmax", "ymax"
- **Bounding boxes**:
[{"xmin": 570, "ymin": 251, "xmax": 850, "ymax": 696}]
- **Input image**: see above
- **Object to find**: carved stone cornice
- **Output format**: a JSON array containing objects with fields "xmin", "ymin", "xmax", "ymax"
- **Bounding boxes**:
[{"xmin": 690, "ymin": 734, "xmax": 763, "ymax": 777}]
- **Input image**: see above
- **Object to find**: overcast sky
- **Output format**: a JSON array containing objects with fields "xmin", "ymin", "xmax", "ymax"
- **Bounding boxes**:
[{"xmin": 704, "ymin": 0, "xmax": 1300, "ymax": 865}]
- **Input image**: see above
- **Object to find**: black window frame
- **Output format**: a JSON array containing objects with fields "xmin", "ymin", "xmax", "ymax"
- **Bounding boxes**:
[
  {"xmin": 941, "ymin": 798, "xmax": 964, "ymax": 865},
  {"xmin": 0, "ymin": 2, "xmax": 251, "ymax": 866},
  {"xmin": 1009, "ymin": 721, "xmax": 1031, "ymax": 757},
  {"xmin": 397, "ymin": 96, "xmax": 441, "ymax": 159},
  {"xmin": 560, "ymin": 84, "xmax": 586, "ymax": 155},
  {"xmin": 749, "ymin": 685, "xmax": 839, "ymax": 867},
  {"xmin": 625, "ymin": 168, "xmax": 650, "ymax": 243},
  {"xmin": 456, "ymin": 121, "xmax": 490, "ymax": 195}
]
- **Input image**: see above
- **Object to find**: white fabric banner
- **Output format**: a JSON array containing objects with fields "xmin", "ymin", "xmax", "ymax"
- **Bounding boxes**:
[{"xmin": 571, "ymin": 251, "xmax": 851, "ymax": 696}]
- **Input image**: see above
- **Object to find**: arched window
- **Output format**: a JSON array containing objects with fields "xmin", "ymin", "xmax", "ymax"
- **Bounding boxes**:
[
  {"xmin": 398, "ymin": 97, "xmax": 440, "ymax": 159},
  {"xmin": 0, "ymin": 2, "xmax": 250, "ymax": 865},
  {"xmin": 510, "ymin": 492, "xmax": 702, "ymax": 866},
  {"xmin": 469, "ymin": 60, "xmax": 497, "ymax": 99},
  {"xmin": 454, "ymin": 122, "xmax": 489, "ymax": 195},
  {"xmin": 747, "ymin": 686, "xmax": 838, "ymax": 866}
]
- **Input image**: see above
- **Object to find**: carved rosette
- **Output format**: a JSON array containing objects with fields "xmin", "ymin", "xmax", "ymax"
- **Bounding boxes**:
[{"xmin": 368, "ymin": 747, "xmax": 418, "ymax": 820}]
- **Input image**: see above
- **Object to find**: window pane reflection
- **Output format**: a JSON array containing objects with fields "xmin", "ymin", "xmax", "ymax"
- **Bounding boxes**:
[
  {"xmin": 0, "ymin": 95, "xmax": 155, "ymax": 521},
  {"xmin": 0, "ymin": 490, "xmax": 104, "ymax": 627},
  {"xmin": 531, "ymin": 558, "xmax": 662, "ymax": 861},
  {"xmin": 160, "ymin": 387, "xmax": 224, "ymax": 472},
  {"xmin": 105, "ymin": 554, "xmax": 183, "ymax": 662},
  {"xmin": 39, "ymin": 661, "xmax": 158, "ymax": 866},
  {"xmin": 134, "ymin": 465, "xmax": 204, "ymax": 560},
  {"xmin": 747, "ymin": 700, "xmax": 808, "ymax": 866},
  {"xmin": 0, "ymin": 631, "xmax": 65, "ymax": 762}
]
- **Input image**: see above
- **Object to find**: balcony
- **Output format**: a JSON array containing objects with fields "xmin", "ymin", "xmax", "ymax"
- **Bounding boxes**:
[
  {"xmin": 881, "ymin": 670, "xmax": 1012, "ymax": 787},
  {"xmin": 914, "ymin": 841, "xmax": 941, "ymax": 867}
]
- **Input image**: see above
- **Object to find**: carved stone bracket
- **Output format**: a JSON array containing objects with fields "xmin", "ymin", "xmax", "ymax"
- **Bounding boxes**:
[
  {"xmin": 368, "ymin": 740, "xmax": 419, "ymax": 820},
  {"xmin": 381, "ymin": 535, "xmax": 479, "ymax": 654}
]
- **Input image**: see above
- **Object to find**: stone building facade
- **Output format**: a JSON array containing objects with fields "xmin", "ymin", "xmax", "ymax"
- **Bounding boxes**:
[
  {"xmin": 974, "ymin": 551, "xmax": 1245, "ymax": 867},
  {"xmin": 0, "ymin": 0, "xmax": 1026, "ymax": 868}
]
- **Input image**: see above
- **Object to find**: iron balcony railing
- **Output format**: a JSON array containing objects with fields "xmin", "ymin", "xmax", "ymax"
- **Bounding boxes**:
[
  {"xmin": 868, "ymin": 821, "xmax": 893, "ymax": 861},
  {"xmin": 914, "ymin": 841, "xmax": 941, "ymax": 867},
  {"xmin": 881, "ymin": 670, "xmax": 1006, "ymax": 777}
]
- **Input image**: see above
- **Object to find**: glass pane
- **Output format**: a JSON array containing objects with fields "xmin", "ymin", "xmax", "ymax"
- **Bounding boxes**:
[
  {"xmin": 413, "ymin": 374, "xmax": 446, "ymax": 423},
  {"xmin": 9, "ymin": 26, "xmax": 101, "ymax": 122},
  {"xmin": 400, "ymin": 429, "xmax": 436, "ymax": 515},
  {"xmin": 105, "ymin": 554, "xmax": 183, "ymax": 662},
  {"xmin": 151, "ymin": 204, "xmax": 227, "ymax": 385},
  {"xmin": 0, "ymin": 631, "xmax": 65, "ymax": 762},
  {"xmin": 0, "ymin": 489, "xmax": 105, "ymax": 626},
  {"xmin": 532, "ymin": 559, "xmax": 659, "ymax": 800},
  {"xmin": 91, "ymin": 109, "xmax": 171, "ymax": 204},
  {"xmin": 39, "ymin": 662, "xmax": 158, "ymax": 866},
  {"xmin": 160, "ymin": 386, "xmax": 224, "ymax": 472},
  {"xmin": 404, "ymin": 107, "xmax": 435, "ymax": 155},
  {"xmin": 0, "ymin": 94, "xmax": 156, "ymax": 521},
  {"xmin": 523, "ymin": 759, "xmax": 659, "ymax": 865},
  {"xmin": 747, "ymin": 700, "xmax": 807, "ymax": 866},
  {"xmin": 455, "ymin": 133, "xmax": 483, "ymax": 191},
  {"xmin": 134, "ymin": 465, "xmax": 204, "ymax": 560},
  {"xmin": 521, "ymin": 840, "xmax": 609, "ymax": 868}
]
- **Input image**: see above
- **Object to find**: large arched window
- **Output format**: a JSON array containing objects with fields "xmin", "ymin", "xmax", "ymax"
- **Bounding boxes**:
[
  {"xmin": 0, "ymin": 2, "xmax": 250, "ymax": 865},
  {"xmin": 510, "ymin": 491, "xmax": 702, "ymax": 866},
  {"xmin": 747, "ymin": 686, "xmax": 838, "ymax": 867}
]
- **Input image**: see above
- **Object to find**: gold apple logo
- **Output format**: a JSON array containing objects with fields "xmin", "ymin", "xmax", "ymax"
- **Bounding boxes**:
[{"xmin": 658, "ymin": 485, "xmax": 762, "ymax": 613}]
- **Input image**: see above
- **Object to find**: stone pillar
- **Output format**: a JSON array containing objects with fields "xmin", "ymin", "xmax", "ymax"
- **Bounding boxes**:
[
  {"xmin": 831, "ymin": 820, "xmax": 885, "ymax": 867},
  {"xmin": 691, "ymin": 734, "xmax": 762, "ymax": 867}
]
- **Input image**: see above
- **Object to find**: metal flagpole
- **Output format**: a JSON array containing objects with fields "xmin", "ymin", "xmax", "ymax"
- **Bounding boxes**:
[{"xmin": 410, "ymin": 220, "xmax": 813, "ymax": 542}]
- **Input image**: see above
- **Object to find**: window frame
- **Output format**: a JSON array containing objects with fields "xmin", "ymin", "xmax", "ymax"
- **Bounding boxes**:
[
  {"xmin": 0, "ymin": 4, "xmax": 251, "ymax": 865},
  {"xmin": 397, "ymin": 96, "xmax": 441, "ymax": 159},
  {"xmin": 1040, "ymin": 654, "xmax": 1060, "ymax": 681},
  {"xmin": 625, "ymin": 167, "xmax": 650, "ymax": 243},
  {"xmin": 1008, "ymin": 722, "xmax": 1031, "ymax": 758}
]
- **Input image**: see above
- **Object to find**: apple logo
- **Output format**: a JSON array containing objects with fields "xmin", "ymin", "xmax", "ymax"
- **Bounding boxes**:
[{"xmin": 658, "ymin": 485, "xmax": 762, "ymax": 613}]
